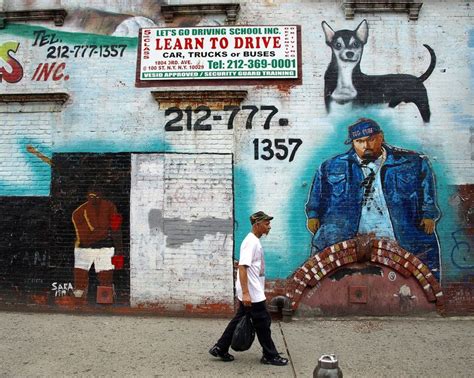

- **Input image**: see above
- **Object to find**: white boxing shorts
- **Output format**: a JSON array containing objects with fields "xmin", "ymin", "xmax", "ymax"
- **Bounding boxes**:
[{"xmin": 74, "ymin": 247, "xmax": 114, "ymax": 272}]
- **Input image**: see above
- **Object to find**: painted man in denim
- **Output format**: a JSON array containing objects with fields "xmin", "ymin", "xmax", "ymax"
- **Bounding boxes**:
[{"xmin": 306, "ymin": 118, "xmax": 441, "ymax": 278}]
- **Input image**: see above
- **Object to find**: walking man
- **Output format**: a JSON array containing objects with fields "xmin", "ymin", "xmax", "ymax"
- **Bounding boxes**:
[{"xmin": 209, "ymin": 211, "xmax": 288, "ymax": 366}]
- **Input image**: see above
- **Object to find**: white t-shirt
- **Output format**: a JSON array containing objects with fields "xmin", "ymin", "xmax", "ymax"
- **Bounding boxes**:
[
  {"xmin": 236, "ymin": 232, "xmax": 266, "ymax": 303},
  {"xmin": 357, "ymin": 150, "xmax": 395, "ymax": 239}
]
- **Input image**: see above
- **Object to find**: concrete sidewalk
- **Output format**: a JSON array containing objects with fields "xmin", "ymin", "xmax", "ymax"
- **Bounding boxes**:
[{"xmin": 0, "ymin": 311, "xmax": 473, "ymax": 377}]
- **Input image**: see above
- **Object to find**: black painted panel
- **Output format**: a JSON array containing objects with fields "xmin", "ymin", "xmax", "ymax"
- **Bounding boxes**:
[
  {"xmin": 50, "ymin": 153, "xmax": 131, "ymax": 304},
  {"xmin": 0, "ymin": 197, "xmax": 52, "ymax": 301}
]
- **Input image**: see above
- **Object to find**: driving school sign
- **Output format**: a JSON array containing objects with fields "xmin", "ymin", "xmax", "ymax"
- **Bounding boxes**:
[{"xmin": 137, "ymin": 26, "xmax": 298, "ymax": 81}]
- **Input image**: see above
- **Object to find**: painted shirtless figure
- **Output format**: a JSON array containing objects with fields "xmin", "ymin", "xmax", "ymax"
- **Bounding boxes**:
[{"xmin": 72, "ymin": 188, "xmax": 123, "ymax": 300}]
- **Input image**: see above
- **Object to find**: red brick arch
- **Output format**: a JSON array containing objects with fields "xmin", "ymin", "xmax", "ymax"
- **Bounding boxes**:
[{"xmin": 286, "ymin": 237, "xmax": 444, "ymax": 313}]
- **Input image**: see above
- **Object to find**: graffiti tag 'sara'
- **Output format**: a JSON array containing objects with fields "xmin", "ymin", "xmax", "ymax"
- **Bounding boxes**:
[{"xmin": 322, "ymin": 19, "xmax": 436, "ymax": 122}]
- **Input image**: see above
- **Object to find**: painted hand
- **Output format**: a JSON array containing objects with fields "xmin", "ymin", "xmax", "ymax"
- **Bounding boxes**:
[
  {"xmin": 420, "ymin": 218, "xmax": 436, "ymax": 234},
  {"xmin": 111, "ymin": 255, "xmax": 124, "ymax": 270},
  {"xmin": 307, "ymin": 218, "xmax": 320, "ymax": 234}
]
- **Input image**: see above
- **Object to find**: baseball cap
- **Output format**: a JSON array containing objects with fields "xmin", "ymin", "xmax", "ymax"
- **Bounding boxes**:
[
  {"xmin": 344, "ymin": 118, "xmax": 382, "ymax": 144},
  {"xmin": 250, "ymin": 211, "xmax": 273, "ymax": 225}
]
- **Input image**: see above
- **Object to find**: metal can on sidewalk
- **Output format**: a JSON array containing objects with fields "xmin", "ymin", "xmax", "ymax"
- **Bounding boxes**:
[{"xmin": 313, "ymin": 354, "xmax": 343, "ymax": 377}]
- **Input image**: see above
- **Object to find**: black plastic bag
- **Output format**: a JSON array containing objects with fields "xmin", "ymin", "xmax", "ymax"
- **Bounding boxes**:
[{"xmin": 231, "ymin": 313, "xmax": 255, "ymax": 351}]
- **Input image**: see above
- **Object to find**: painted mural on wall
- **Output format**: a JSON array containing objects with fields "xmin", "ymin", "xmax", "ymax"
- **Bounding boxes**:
[
  {"xmin": 305, "ymin": 118, "xmax": 441, "ymax": 278},
  {"xmin": 50, "ymin": 154, "xmax": 131, "ymax": 304},
  {"xmin": 0, "ymin": 0, "xmax": 472, "ymax": 314},
  {"xmin": 0, "ymin": 41, "xmax": 24, "ymax": 83},
  {"xmin": 322, "ymin": 20, "xmax": 435, "ymax": 122},
  {"xmin": 449, "ymin": 185, "xmax": 474, "ymax": 276},
  {"xmin": 72, "ymin": 188, "xmax": 124, "ymax": 302}
]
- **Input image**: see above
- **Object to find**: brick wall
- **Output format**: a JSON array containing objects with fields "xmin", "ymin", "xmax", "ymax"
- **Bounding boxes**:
[{"xmin": 0, "ymin": 0, "xmax": 471, "ymax": 315}]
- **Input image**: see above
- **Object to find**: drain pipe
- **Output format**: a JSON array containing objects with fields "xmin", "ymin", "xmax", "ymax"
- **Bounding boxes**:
[{"xmin": 268, "ymin": 295, "xmax": 293, "ymax": 322}]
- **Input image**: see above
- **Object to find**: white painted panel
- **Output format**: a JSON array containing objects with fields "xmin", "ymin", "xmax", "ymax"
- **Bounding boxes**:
[{"xmin": 130, "ymin": 153, "xmax": 233, "ymax": 308}]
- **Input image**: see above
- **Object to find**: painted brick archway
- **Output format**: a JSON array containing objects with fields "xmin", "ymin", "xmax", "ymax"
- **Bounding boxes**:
[{"xmin": 286, "ymin": 236, "xmax": 445, "ymax": 314}]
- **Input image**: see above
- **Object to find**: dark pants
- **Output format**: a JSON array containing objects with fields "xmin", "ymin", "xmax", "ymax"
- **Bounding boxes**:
[{"xmin": 216, "ymin": 300, "xmax": 279, "ymax": 358}]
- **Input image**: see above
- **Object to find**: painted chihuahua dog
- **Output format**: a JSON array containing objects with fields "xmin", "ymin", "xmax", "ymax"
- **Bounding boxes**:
[{"xmin": 322, "ymin": 20, "xmax": 436, "ymax": 122}]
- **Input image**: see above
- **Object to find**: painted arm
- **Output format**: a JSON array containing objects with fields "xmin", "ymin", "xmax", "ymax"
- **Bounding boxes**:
[
  {"xmin": 306, "ymin": 165, "xmax": 323, "ymax": 234},
  {"xmin": 238, "ymin": 265, "xmax": 251, "ymax": 307},
  {"xmin": 419, "ymin": 156, "xmax": 440, "ymax": 234},
  {"xmin": 71, "ymin": 205, "xmax": 87, "ymax": 247}
]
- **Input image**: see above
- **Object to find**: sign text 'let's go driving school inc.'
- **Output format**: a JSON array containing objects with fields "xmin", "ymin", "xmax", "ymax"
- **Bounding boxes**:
[{"xmin": 138, "ymin": 26, "xmax": 298, "ymax": 81}]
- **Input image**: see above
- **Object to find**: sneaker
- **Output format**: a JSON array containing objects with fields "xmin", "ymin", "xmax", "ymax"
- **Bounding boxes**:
[
  {"xmin": 209, "ymin": 345, "xmax": 234, "ymax": 362},
  {"xmin": 260, "ymin": 355, "xmax": 289, "ymax": 366}
]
